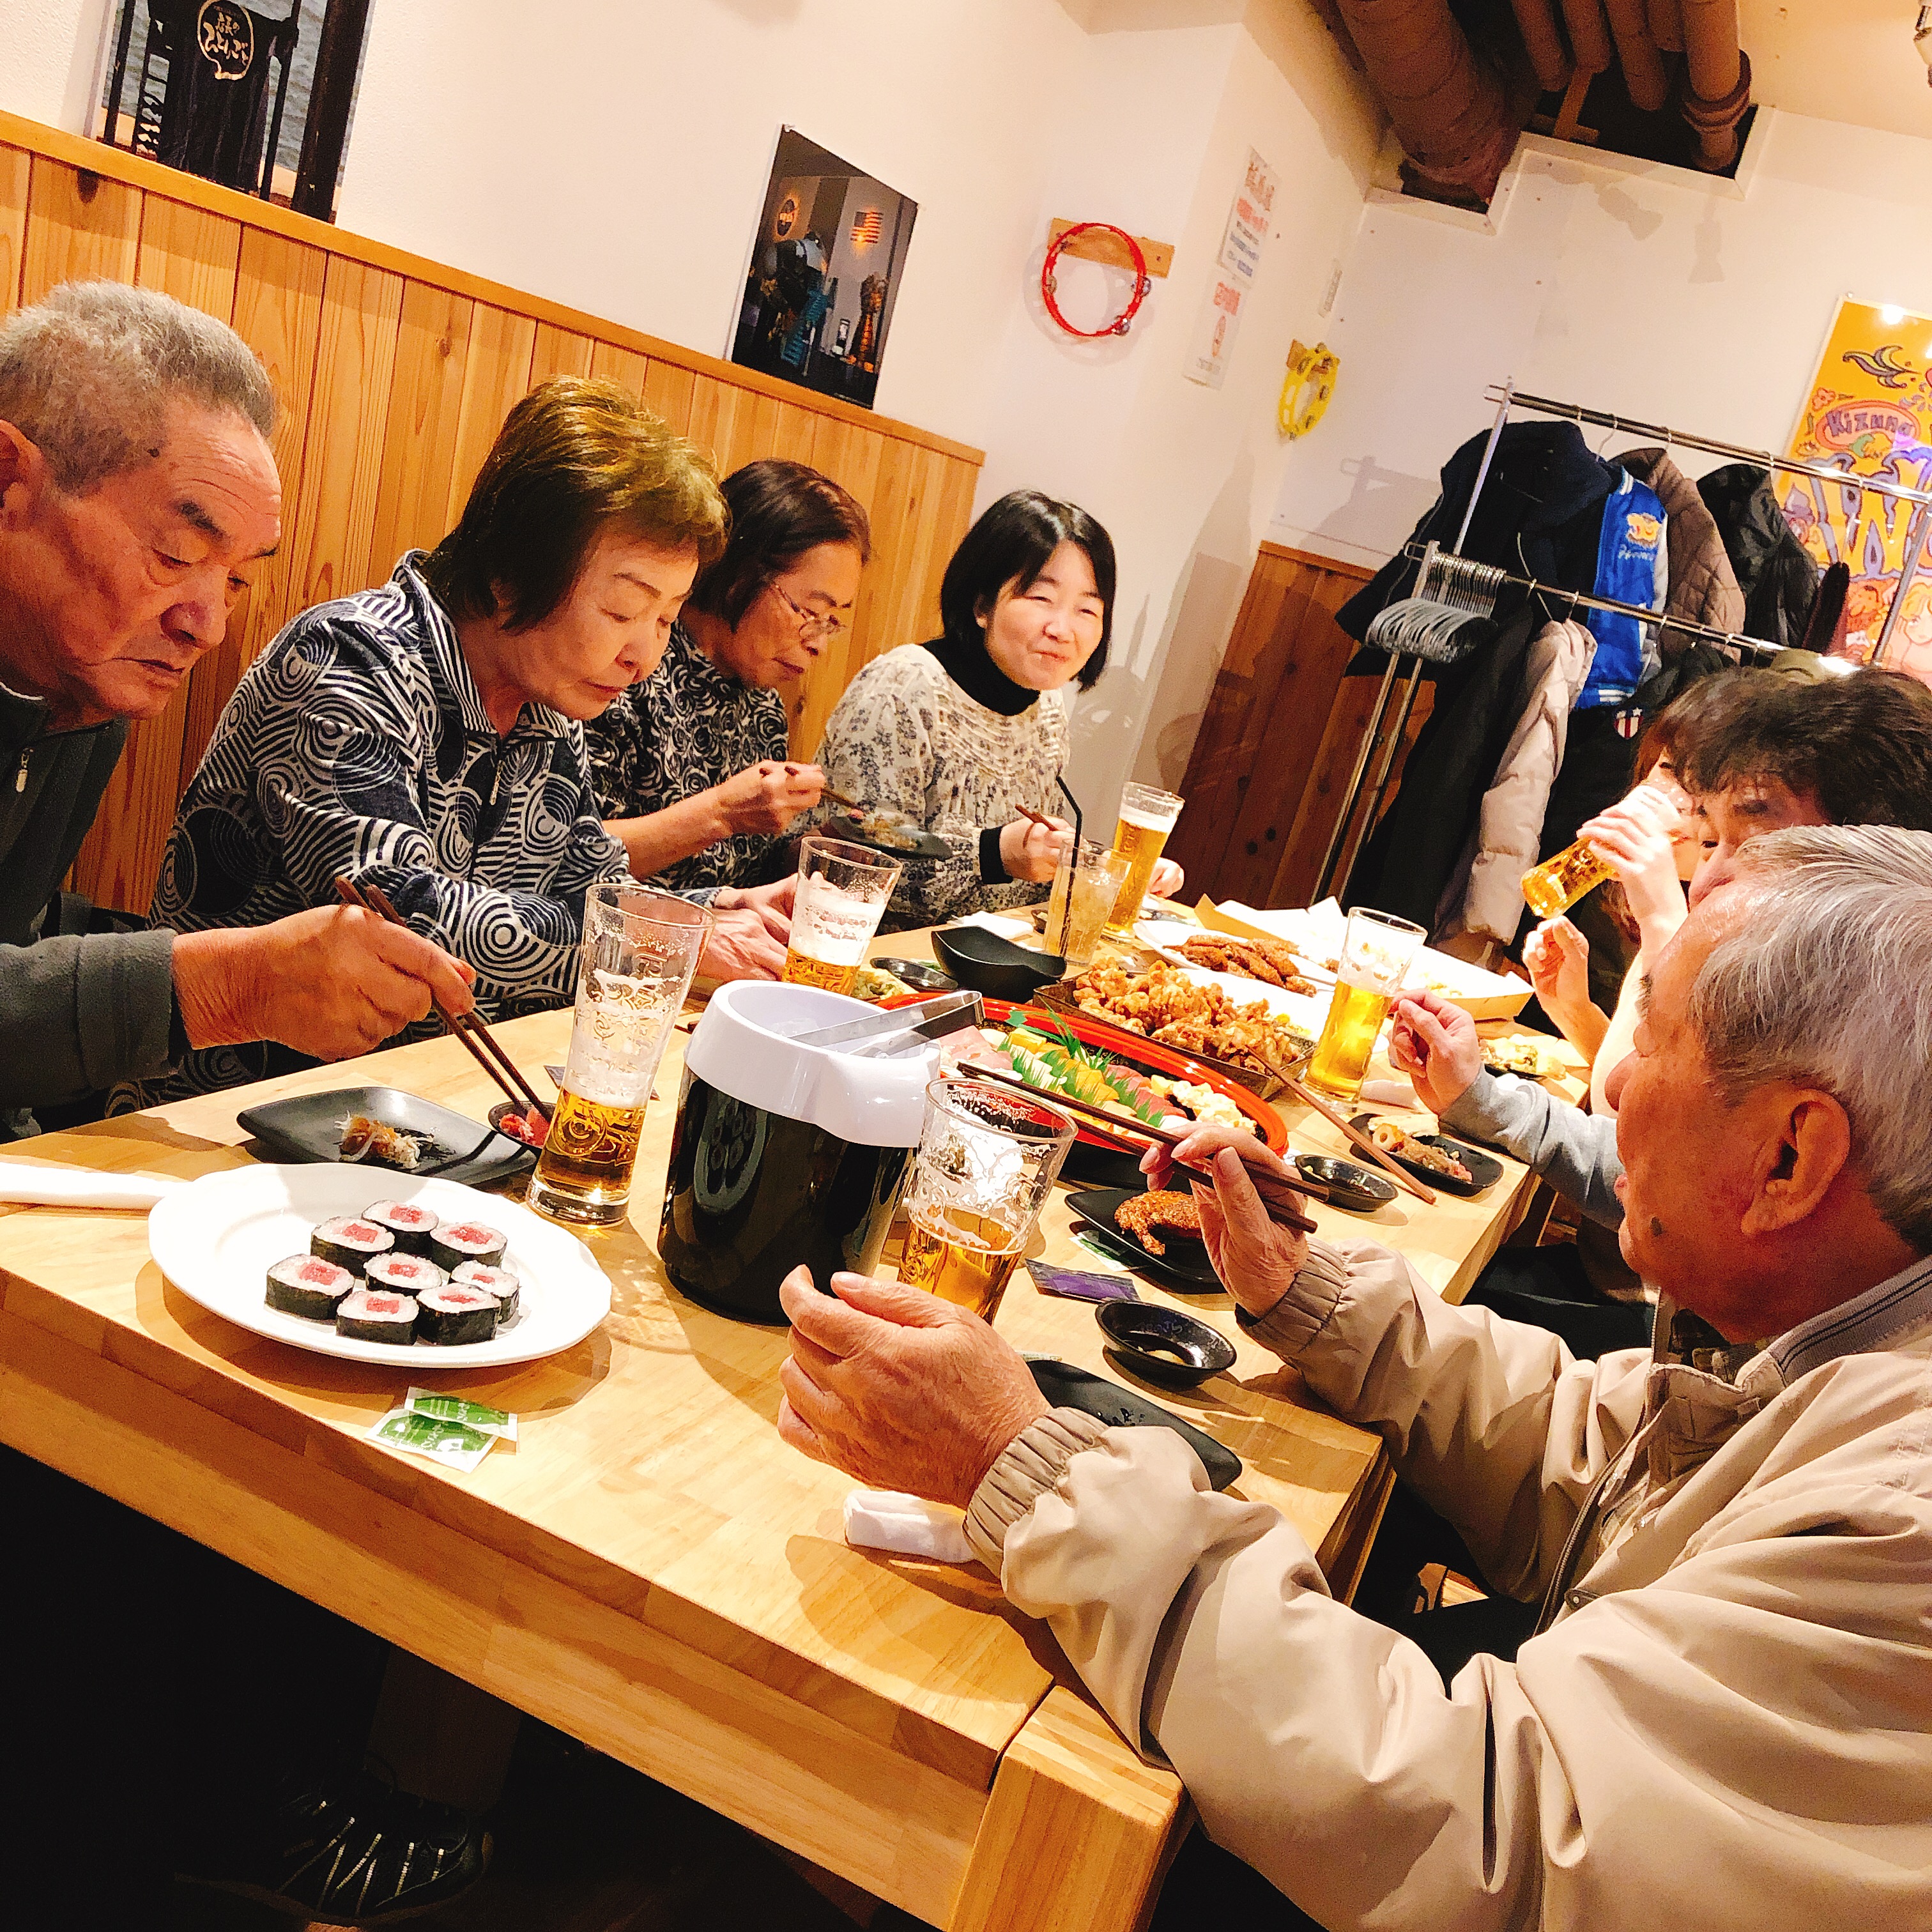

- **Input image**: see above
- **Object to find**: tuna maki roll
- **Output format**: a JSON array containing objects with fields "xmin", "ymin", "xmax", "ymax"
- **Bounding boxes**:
[
  {"xmin": 362, "ymin": 1199, "xmax": 441, "ymax": 1256},
  {"xmin": 451, "ymin": 1261, "xmax": 519, "ymax": 1323},
  {"xmin": 335, "ymin": 1287, "xmax": 420, "ymax": 1344},
  {"xmin": 429, "ymin": 1220, "xmax": 507, "ymax": 1273},
  {"xmin": 266, "ymin": 1254, "xmax": 355, "ymax": 1321},
  {"xmin": 364, "ymin": 1253, "xmax": 448, "ymax": 1297},
  {"xmin": 415, "ymin": 1283, "xmax": 500, "ymax": 1346},
  {"xmin": 311, "ymin": 1216, "xmax": 395, "ymax": 1276}
]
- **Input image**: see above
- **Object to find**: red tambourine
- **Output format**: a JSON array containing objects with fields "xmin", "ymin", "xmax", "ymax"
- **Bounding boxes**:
[{"xmin": 1042, "ymin": 222, "xmax": 1153, "ymax": 339}]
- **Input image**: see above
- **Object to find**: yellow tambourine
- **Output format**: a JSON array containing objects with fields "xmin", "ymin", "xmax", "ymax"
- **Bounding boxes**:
[{"xmin": 1279, "ymin": 339, "xmax": 1339, "ymax": 438}]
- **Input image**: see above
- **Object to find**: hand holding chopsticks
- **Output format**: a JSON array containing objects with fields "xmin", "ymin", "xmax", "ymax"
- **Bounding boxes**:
[{"xmin": 334, "ymin": 877, "xmax": 553, "ymax": 1126}]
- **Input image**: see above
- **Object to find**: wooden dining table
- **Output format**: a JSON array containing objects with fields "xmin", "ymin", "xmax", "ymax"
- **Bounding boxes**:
[{"xmin": 0, "ymin": 931, "xmax": 1575, "ymax": 1931}]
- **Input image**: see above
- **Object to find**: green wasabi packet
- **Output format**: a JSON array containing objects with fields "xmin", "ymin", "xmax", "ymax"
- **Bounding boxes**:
[
  {"xmin": 371, "ymin": 1407, "xmax": 495, "ymax": 1473},
  {"xmin": 404, "ymin": 1387, "xmax": 517, "ymax": 1442}
]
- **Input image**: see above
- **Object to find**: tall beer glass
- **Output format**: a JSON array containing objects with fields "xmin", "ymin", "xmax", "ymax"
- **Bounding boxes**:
[
  {"xmin": 898, "ymin": 1078, "xmax": 1076, "ymax": 1323},
  {"xmin": 1306, "ymin": 907, "xmax": 1426, "ymax": 1103},
  {"xmin": 529, "ymin": 885, "xmax": 711, "ymax": 1226},
  {"xmin": 1105, "ymin": 783, "xmax": 1184, "ymax": 934},
  {"xmin": 783, "ymin": 836, "xmax": 903, "ymax": 995},
  {"xmin": 1045, "ymin": 839, "xmax": 1134, "ymax": 969},
  {"xmin": 1521, "ymin": 838, "xmax": 1618, "ymax": 919}
]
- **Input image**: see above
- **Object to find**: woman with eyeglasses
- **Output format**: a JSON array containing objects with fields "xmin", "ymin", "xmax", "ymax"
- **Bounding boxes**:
[{"xmin": 586, "ymin": 459, "xmax": 868, "ymax": 891}]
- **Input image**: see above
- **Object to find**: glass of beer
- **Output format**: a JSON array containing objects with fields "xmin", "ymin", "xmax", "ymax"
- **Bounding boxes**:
[
  {"xmin": 783, "ymin": 835, "xmax": 903, "ymax": 995},
  {"xmin": 1045, "ymin": 839, "xmax": 1134, "ymax": 969},
  {"xmin": 1306, "ymin": 907, "xmax": 1426, "ymax": 1102},
  {"xmin": 528, "ymin": 884, "xmax": 711, "ymax": 1226},
  {"xmin": 897, "ymin": 1078, "xmax": 1077, "ymax": 1323},
  {"xmin": 1521, "ymin": 838, "xmax": 1618, "ymax": 919},
  {"xmin": 1105, "ymin": 783, "xmax": 1184, "ymax": 934}
]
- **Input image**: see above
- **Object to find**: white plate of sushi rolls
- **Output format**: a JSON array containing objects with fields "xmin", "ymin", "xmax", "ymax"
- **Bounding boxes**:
[{"xmin": 149, "ymin": 1165, "xmax": 611, "ymax": 1367}]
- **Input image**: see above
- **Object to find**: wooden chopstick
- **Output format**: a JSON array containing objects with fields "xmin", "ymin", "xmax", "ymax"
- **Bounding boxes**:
[
  {"xmin": 1014, "ymin": 804, "xmax": 1059, "ymax": 831},
  {"xmin": 1285, "ymin": 1076, "xmax": 1436, "ymax": 1204},
  {"xmin": 333, "ymin": 877, "xmax": 551, "ymax": 1124},
  {"xmin": 966, "ymin": 1066, "xmax": 1321, "ymax": 1232},
  {"xmin": 820, "ymin": 783, "xmax": 864, "ymax": 812}
]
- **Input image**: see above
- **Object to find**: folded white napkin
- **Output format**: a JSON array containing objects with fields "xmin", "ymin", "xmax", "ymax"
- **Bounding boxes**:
[
  {"xmin": 0, "ymin": 1162, "xmax": 185, "ymax": 1210},
  {"xmin": 1359, "ymin": 1077, "xmax": 1419, "ymax": 1109},
  {"xmin": 843, "ymin": 1489, "xmax": 976, "ymax": 1565}
]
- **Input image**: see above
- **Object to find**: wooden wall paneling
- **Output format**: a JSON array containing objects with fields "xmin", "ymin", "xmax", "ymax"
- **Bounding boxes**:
[
  {"xmin": 21, "ymin": 156, "xmax": 140, "ymax": 304},
  {"xmin": 177, "ymin": 229, "xmax": 330, "ymax": 786},
  {"xmin": 71, "ymin": 204, "xmax": 250, "ymax": 913},
  {"xmin": 769, "ymin": 400, "xmax": 818, "ymax": 466},
  {"xmin": 1274, "ymin": 672, "xmax": 1435, "ymax": 911},
  {"xmin": 588, "ymin": 338, "xmax": 647, "ymax": 397},
  {"xmin": 367, "ymin": 280, "xmax": 475, "ymax": 574},
  {"xmin": 284, "ymin": 256, "xmax": 405, "ymax": 614},
  {"xmin": 724, "ymin": 390, "xmax": 783, "ymax": 477},
  {"xmin": 686, "ymin": 374, "xmax": 744, "ymax": 477},
  {"xmin": 133, "ymin": 195, "xmax": 242, "ymax": 319},
  {"xmin": 445, "ymin": 303, "xmax": 537, "ymax": 525},
  {"xmin": 0, "ymin": 144, "xmax": 30, "ymax": 318},
  {"xmin": 1172, "ymin": 548, "xmax": 1372, "ymax": 908},
  {"xmin": 642, "ymin": 358, "xmax": 696, "ymax": 437},
  {"xmin": 528, "ymin": 321, "xmax": 594, "ymax": 386}
]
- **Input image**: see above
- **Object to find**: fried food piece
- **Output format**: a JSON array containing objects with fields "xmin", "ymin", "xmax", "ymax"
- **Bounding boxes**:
[
  {"xmin": 1177, "ymin": 933, "xmax": 1314, "ymax": 995},
  {"xmin": 1074, "ymin": 962, "xmax": 1312, "ymax": 1080},
  {"xmin": 1114, "ymin": 1188, "xmax": 1204, "ymax": 1257},
  {"xmin": 1369, "ymin": 1118, "xmax": 1473, "ymax": 1183}
]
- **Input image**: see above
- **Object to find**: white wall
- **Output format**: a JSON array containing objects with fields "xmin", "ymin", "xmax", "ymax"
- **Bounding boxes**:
[
  {"xmin": 1273, "ymin": 110, "xmax": 1932, "ymax": 571},
  {"xmin": 1, "ymin": 0, "xmax": 114, "ymax": 133}
]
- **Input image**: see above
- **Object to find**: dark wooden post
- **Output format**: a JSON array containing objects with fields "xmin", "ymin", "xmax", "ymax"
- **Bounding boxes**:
[{"xmin": 291, "ymin": 0, "xmax": 374, "ymax": 220}]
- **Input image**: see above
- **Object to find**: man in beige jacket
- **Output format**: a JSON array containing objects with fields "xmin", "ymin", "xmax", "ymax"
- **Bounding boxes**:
[{"xmin": 778, "ymin": 823, "xmax": 1932, "ymax": 1930}]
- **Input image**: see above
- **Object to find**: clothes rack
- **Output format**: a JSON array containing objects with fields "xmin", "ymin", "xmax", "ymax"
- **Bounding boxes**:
[{"xmin": 1317, "ymin": 378, "xmax": 1878, "ymax": 907}]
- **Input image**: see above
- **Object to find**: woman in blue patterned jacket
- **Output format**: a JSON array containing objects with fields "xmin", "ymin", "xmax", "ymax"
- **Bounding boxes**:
[{"xmin": 131, "ymin": 378, "xmax": 795, "ymax": 1101}]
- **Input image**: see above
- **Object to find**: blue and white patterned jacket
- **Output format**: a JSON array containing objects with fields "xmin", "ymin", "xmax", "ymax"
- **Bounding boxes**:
[{"xmin": 133, "ymin": 553, "xmax": 637, "ymax": 1100}]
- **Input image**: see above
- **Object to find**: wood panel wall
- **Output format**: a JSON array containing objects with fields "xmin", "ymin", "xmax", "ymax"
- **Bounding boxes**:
[
  {"xmin": 0, "ymin": 110, "xmax": 984, "ymax": 916},
  {"xmin": 1168, "ymin": 543, "xmax": 1434, "ymax": 910}
]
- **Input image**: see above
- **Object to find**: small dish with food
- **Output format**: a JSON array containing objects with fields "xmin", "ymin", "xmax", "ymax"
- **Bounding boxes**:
[{"xmin": 1347, "ymin": 1116, "xmax": 1501, "ymax": 1197}]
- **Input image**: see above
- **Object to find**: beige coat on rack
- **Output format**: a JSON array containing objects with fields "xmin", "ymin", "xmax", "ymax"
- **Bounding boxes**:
[{"xmin": 1445, "ymin": 618, "xmax": 1597, "ymax": 948}]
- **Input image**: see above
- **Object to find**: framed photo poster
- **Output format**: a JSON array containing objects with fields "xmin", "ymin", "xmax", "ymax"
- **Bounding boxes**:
[{"xmin": 730, "ymin": 128, "xmax": 917, "ymax": 411}]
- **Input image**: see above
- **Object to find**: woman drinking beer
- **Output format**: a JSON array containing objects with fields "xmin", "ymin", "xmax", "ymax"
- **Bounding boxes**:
[{"xmin": 816, "ymin": 490, "xmax": 1182, "ymax": 931}]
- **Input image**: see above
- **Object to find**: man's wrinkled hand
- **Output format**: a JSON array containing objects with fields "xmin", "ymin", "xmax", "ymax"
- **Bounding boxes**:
[
  {"xmin": 776, "ymin": 1268, "xmax": 1049, "ymax": 1509},
  {"xmin": 1388, "ymin": 988, "xmax": 1482, "ymax": 1116},
  {"xmin": 700, "ymin": 905, "xmax": 787, "ymax": 981},
  {"xmin": 1195, "ymin": 1146, "xmax": 1307, "ymax": 1319},
  {"xmin": 176, "ymin": 906, "xmax": 475, "ymax": 1059}
]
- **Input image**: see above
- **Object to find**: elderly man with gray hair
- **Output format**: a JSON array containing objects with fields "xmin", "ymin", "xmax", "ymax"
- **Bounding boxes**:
[
  {"xmin": 778, "ymin": 822, "xmax": 1932, "ymax": 1931},
  {"xmin": 0, "ymin": 280, "xmax": 471, "ymax": 1132}
]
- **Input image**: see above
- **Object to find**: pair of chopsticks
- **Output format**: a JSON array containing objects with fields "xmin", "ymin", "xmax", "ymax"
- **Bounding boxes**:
[
  {"xmin": 968, "ymin": 1066, "xmax": 1319, "ymax": 1235},
  {"xmin": 1285, "ymin": 1076, "xmax": 1436, "ymax": 1205},
  {"xmin": 333, "ymin": 876, "xmax": 553, "ymax": 1126}
]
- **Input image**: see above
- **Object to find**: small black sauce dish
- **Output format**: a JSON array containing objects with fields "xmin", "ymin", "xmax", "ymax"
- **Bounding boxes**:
[
  {"xmin": 1096, "ymin": 1300, "xmax": 1237, "ymax": 1390},
  {"xmin": 1294, "ymin": 1153, "xmax": 1398, "ymax": 1213},
  {"xmin": 870, "ymin": 956, "xmax": 958, "ymax": 993}
]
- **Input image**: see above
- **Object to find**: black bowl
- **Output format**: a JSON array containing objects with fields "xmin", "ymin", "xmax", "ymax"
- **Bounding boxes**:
[
  {"xmin": 1096, "ymin": 1300, "xmax": 1237, "ymax": 1390},
  {"xmin": 870, "ymin": 956, "xmax": 958, "ymax": 993},
  {"xmin": 1294, "ymin": 1153, "xmax": 1397, "ymax": 1213},
  {"xmin": 932, "ymin": 924, "xmax": 1066, "ymax": 1002}
]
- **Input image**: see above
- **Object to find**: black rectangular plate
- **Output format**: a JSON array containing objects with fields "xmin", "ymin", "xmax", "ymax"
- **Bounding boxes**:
[
  {"xmin": 1025, "ymin": 1356, "xmax": 1240, "ymax": 1489},
  {"xmin": 1064, "ymin": 1186, "xmax": 1221, "ymax": 1292},
  {"xmin": 236, "ymin": 1085, "xmax": 535, "ymax": 1188},
  {"xmin": 1348, "ymin": 1114, "xmax": 1500, "ymax": 1197},
  {"xmin": 828, "ymin": 811, "xmax": 950, "ymax": 862}
]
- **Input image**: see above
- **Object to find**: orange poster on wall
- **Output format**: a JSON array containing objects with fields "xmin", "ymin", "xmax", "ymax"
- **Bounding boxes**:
[{"xmin": 1782, "ymin": 298, "xmax": 1932, "ymax": 680}]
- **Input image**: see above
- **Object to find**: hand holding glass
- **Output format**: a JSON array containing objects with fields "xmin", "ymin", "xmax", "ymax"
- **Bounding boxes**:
[
  {"xmin": 1105, "ymin": 783, "xmax": 1185, "ymax": 933},
  {"xmin": 530, "ymin": 885, "xmax": 711, "ymax": 1225},
  {"xmin": 1306, "ymin": 907, "xmax": 1427, "ymax": 1101},
  {"xmin": 897, "ymin": 1078, "xmax": 1076, "ymax": 1322},
  {"xmin": 783, "ymin": 835, "xmax": 903, "ymax": 995}
]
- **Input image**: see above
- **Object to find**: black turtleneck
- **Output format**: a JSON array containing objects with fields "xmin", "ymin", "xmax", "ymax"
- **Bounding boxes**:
[{"xmin": 924, "ymin": 631, "xmax": 1039, "ymax": 719}]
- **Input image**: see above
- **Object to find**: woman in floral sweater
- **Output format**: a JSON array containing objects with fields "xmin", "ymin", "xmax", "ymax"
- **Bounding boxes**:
[{"xmin": 817, "ymin": 490, "xmax": 1139, "ymax": 931}]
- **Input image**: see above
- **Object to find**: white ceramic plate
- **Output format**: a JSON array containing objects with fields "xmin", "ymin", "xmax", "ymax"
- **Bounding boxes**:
[{"xmin": 148, "ymin": 1165, "xmax": 611, "ymax": 1368}]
